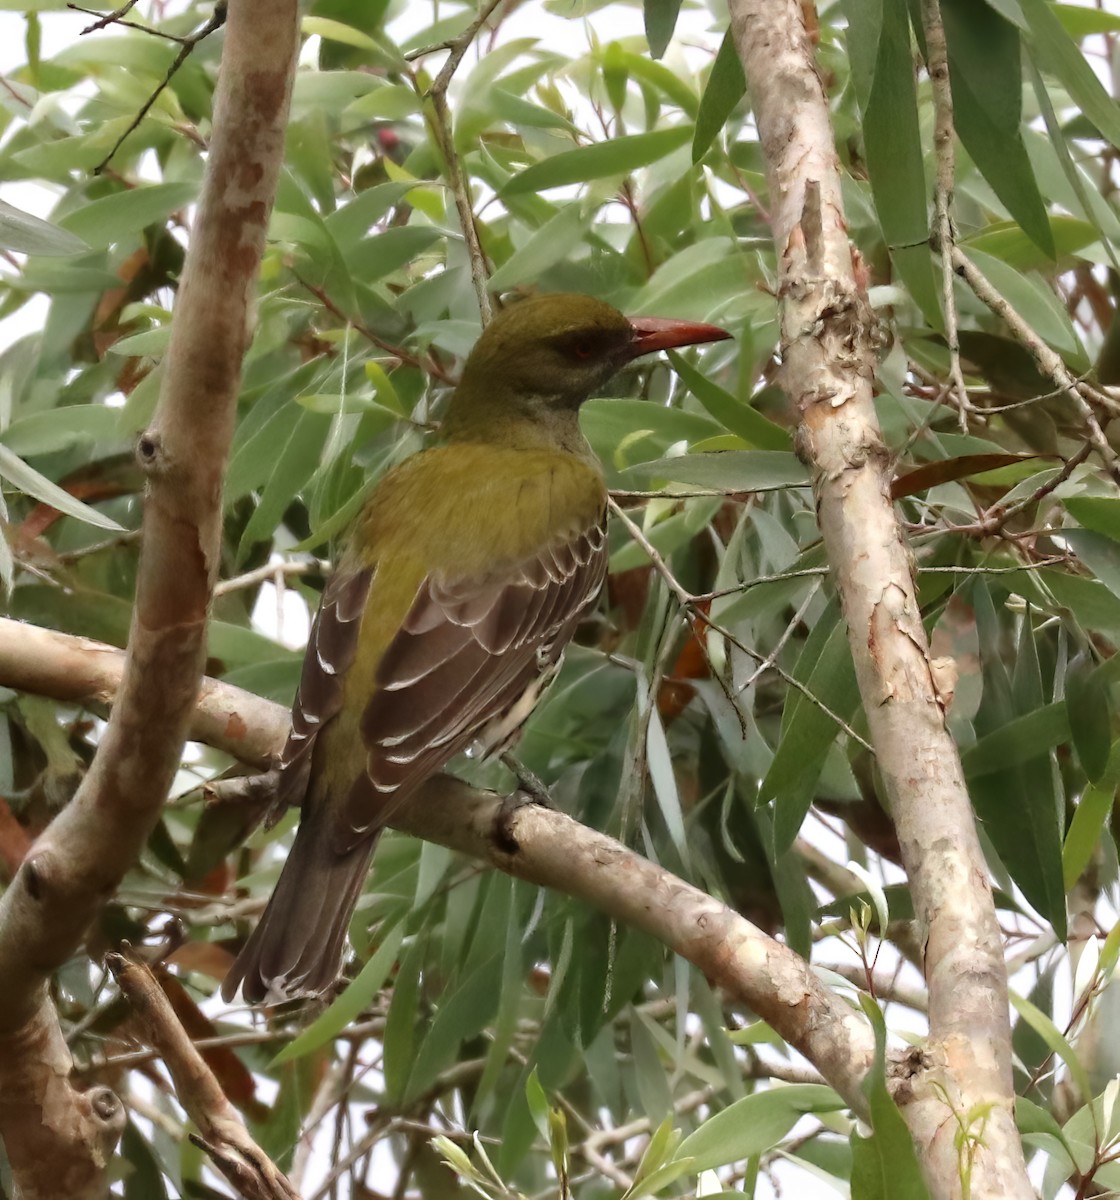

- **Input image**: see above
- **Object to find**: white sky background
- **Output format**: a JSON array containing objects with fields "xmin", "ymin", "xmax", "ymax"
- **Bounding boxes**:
[{"xmin": 0, "ymin": 2, "xmax": 1110, "ymax": 1198}]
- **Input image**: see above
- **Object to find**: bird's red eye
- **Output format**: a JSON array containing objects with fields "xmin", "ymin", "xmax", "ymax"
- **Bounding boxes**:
[{"xmin": 571, "ymin": 343, "xmax": 593, "ymax": 360}]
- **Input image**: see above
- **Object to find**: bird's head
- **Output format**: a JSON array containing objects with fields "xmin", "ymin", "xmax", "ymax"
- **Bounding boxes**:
[{"xmin": 444, "ymin": 293, "xmax": 730, "ymax": 442}]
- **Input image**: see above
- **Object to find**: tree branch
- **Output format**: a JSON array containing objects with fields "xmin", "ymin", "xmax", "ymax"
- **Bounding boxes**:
[
  {"xmin": 726, "ymin": 1, "xmax": 1034, "ymax": 1196},
  {"xmin": 0, "ymin": 2, "xmax": 299, "ymax": 1193},
  {"xmin": 416, "ymin": 0, "xmax": 504, "ymax": 324},
  {"xmin": 919, "ymin": 0, "xmax": 972, "ymax": 433},
  {"xmin": 106, "ymin": 952, "xmax": 299, "ymax": 1200},
  {"xmin": 0, "ymin": 619, "xmax": 877, "ymax": 1115}
]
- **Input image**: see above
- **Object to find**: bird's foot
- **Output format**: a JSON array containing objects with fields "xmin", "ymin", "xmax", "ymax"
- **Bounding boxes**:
[
  {"xmin": 495, "ymin": 754, "xmax": 552, "ymax": 854},
  {"xmin": 499, "ymin": 752, "xmax": 552, "ymax": 808}
]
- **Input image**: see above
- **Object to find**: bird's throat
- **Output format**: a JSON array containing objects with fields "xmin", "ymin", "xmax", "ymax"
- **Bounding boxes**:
[{"xmin": 444, "ymin": 389, "xmax": 595, "ymax": 463}]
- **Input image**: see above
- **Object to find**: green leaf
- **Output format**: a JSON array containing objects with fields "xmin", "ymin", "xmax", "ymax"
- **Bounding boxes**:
[
  {"xmin": 582, "ymin": 397, "xmax": 722, "ymax": 472},
  {"xmin": 627, "ymin": 450, "xmax": 810, "ymax": 492},
  {"xmin": 962, "ymin": 216, "xmax": 1099, "ymax": 272},
  {"xmin": 488, "ymin": 205, "xmax": 589, "ymax": 292},
  {"xmin": 610, "ymin": 498, "xmax": 723, "ymax": 572},
  {"xmin": 1063, "ymin": 528, "xmax": 1120, "ymax": 606},
  {"xmin": 383, "ymin": 935, "xmax": 426, "ymax": 1101},
  {"xmin": 237, "ymin": 409, "xmax": 330, "ymax": 557},
  {"xmin": 474, "ymin": 880, "xmax": 527, "ymax": 1111},
  {"xmin": 1065, "ymin": 653, "xmax": 1112, "ymax": 782},
  {"xmin": 1052, "ymin": 3, "xmax": 1120, "ymax": 36},
  {"xmin": 346, "ymin": 226, "xmax": 445, "ymax": 284},
  {"xmin": 407, "ymin": 960, "xmax": 503, "ymax": 1099},
  {"xmin": 644, "ymin": 0, "xmax": 683, "ymax": 59},
  {"xmin": 0, "ymin": 443, "xmax": 124, "ymax": 531},
  {"xmin": 1009, "ymin": 989, "xmax": 1091, "ymax": 1102},
  {"xmin": 643, "ymin": 696, "xmax": 691, "ymax": 868},
  {"xmin": 503, "ymin": 126, "xmax": 693, "ymax": 195},
  {"xmin": 942, "ymin": 0, "xmax": 1055, "ymax": 259},
  {"xmin": 674, "ymin": 1085, "xmax": 842, "ymax": 1171},
  {"xmin": 107, "ymin": 326, "xmax": 173, "ymax": 359},
  {"xmin": 1019, "ymin": 0, "xmax": 1120, "ymax": 151},
  {"xmin": 760, "ymin": 610, "xmax": 861, "ymax": 850},
  {"xmin": 0, "ymin": 198, "xmax": 88, "ymax": 256},
  {"xmin": 525, "ymin": 1066, "xmax": 550, "ymax": 1141},
  {"xmin": 850, "ymin": 998, "xmax": 931, "ymax": 1200},
  {"xmin": 666, "ymin": 350, "xmax": 790, "ymax": 450},
  {"xmin": 1045, "ymin": 571, "xmax": 1120, "ymax": 640},
  {"xmin": 226, "ymin": 400, "xmax": 304, "ymax": 503},
  {"xmin": 270, "ymin": 921, "xmax": 405, "ymax": 1066},
  {"xmin": 121, "ymin": 1121, "xmax": 169, "ymax": 1200},
  {"xmin": 1062, "ymin": 777, "xmax": 1115, "ymax": 891},
  {"xmin": 324, "ymin": 181, "xmax": 420, "ymax": 250},
  {"xmin": 1, "ymin": 405, "xmax": 121, "ymax": 457},
  {"xmin": 1065, "ymin": 496, "xmax": 1120, "ymax": 542},
  {"xmin": 59, "ymin": 182, "xmax": 197, "ymax": 249},
  {"xmin": 300, "ymin": 16, "xmax": 403, "ymax": 68},
  {"xmin": 1025, "ymin": 82, "xmax": 1120, "ymax": 277},
  {"xmin": 625, "ymin": 1115, "xmax": 683, "ymax": 1200},
  {"xmin": 629, "ymin": 1007, "xmax": 673, "ymax": 1120},
  {"xmin": 1015, "ymin": 1095, "xmax": 1074, "ymax": 1150},
  {"xmin": 619, "ymin": 52, "xmax": 700, "ymax": 117},
  {"xmin": 966, "ymin": 612, "xmax": 1066, "ymax": 936},
  {"xmin": 958, "ymin": 250, "xmax": 1084, "ymax": 364},
  {"xmin": 844, "ymin": 0, "xmax": 941, "ymax": 321},
  {"xmin": 693, "ymin": 31, "xmax": 746, "ymax": 162},
  {"xmin": 961, "ymin": 703, "xmax": 1070, "ymax": 778}
]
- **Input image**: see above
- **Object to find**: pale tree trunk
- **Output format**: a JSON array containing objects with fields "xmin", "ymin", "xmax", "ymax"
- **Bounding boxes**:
[{"xmin": 726, "ymin": 1, "xmax": 1036, "ymax": 1197}]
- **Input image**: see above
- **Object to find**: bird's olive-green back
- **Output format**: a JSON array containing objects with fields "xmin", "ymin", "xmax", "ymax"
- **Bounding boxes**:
[{"xmin": 315, "ymin": 443, "xmax": 605, "ymax": 796}]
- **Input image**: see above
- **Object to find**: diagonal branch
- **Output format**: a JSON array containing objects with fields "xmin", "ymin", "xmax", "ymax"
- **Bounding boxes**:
[
  {"xmin": 0, "ymin": 3, "xmax": 299, "ymax": 1195},
  {"xmin": 0, "ymin": 618, "xmax": 877, "ymax": 1114},
  {"xmin": 107, "ymin": 951, "xmax": 299, "ymax": 1200},
  {"xmin": 919, "ymin": 0, "xmax": 972, "ymax": 433},
  {"xmin": 414, "ymin": 0, "xmax": 505, "ymax": 324}
]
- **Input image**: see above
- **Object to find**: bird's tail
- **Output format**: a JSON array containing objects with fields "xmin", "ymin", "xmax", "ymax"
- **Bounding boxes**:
[{"xmin": 221, "ymin": 808, "xmax": 378, "ymax": 1004}]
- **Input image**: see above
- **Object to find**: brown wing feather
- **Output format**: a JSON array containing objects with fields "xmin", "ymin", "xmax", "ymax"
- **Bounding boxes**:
[
  {"xmin": 273, "ymin": 566, "xmax": 374, "ymax": 812},
  {"xmin": 330, "ymin": 513, "xmax": 608, "ymax": 850}
]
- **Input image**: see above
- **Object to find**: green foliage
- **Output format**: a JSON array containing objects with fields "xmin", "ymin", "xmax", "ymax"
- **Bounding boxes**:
[{"xmin": 1, "ymin": 0, "xmax": 1119, "ymax": 1195}]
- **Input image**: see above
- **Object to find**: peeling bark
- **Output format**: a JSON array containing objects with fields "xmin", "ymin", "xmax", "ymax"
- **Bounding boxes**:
[{"xmin": 726, "ymin": 1, "xmax": 1034, "ymax": 1196}]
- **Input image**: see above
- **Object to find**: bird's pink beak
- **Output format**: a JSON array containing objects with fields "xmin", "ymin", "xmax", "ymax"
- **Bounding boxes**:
[{"xmin": 626, "ymin": 315, "xmax": 731, "ymax": 359}]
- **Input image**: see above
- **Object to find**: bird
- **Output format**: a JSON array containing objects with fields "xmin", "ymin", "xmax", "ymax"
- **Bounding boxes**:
[{"xmin": 222, "ymin": 292, "xmax": 730, "ymax": 1003}]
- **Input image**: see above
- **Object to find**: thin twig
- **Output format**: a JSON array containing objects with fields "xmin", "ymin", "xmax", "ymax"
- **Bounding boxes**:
[
  {"xmin": 69, "ymin": 0, "xmax": 196, "ymax": 42},
  {"xmin": 693, "ymin": 565, "xmax": 831, "ymax": 602},
  {"xmin": 214, "ymin": 559, "xmax": 323, "ymax": 598},
  {"xmin": 920, "ymin": 556, "xmax": 1069, "ymax": 574},
  {"xmin": 295, "ymin": 274, "xmax": 455, "ymax": 385},
  {"xmin": 951, "ymin": 248, "xmax": 1120, "ymax": 487},
  {"xmin": 610, "ymin": 486, "xmax": 755, "ymax": 501},
  {"xmin": 82, "ymin": 1, "xmax": 228, "ymax": 175},
  {"xmin": 69, "ymin": 0, "xmax": 141, "ymax": 33},
  {"xmin": 607, "ymin": 498, "xmax": 873, "ymax": 752},
  {"xmin": 949, "ymin": 442, "xmax": 1093, "ymax": 538},
  {"xmin": 919, "ymin": 0, "xmax": 972, "ymax": 434},
  {"xmin": 418, "ymin": 0, "xmax": 505, "ymax": 324},
  {"xmin": 739, "ymin": 579, "xmax": 820, "ymax": 691},
  {"xmin": 78, "ymin": 1017, "xmax": 386, "ymax": 1073}
]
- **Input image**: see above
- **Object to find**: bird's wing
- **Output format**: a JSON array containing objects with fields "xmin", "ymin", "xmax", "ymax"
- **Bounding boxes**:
[
  {"xmin": 331, "ymin": 510, "xmax": 608, "ymax": 850},
  {"xmin": 273, "ymin": 565, "xmax": 375, "ymax": 812}
]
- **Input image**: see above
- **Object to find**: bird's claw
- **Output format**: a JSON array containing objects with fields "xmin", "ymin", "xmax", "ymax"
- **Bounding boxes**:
[
  {"xmin": 495, "ymin": 754, "xmax": 553, "ymax": 853},
  {"xmin": 499, "ymin": 752, "xmax": 553, "ymax": 808}
]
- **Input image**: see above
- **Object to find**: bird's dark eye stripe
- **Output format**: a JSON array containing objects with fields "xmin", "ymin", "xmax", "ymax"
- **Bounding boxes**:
[{"xmin": 549, "ymin": 329, "xmax": 627, "ymax": 360}]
